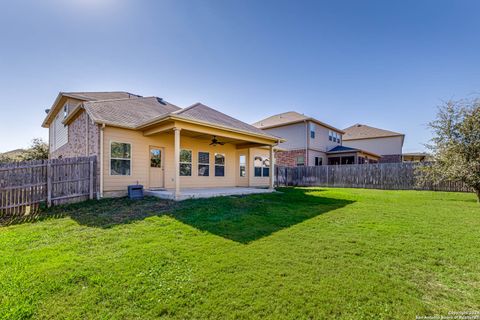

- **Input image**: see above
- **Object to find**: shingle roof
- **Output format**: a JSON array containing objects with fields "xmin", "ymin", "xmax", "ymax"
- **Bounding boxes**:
[
  {"xmin": 51, "ymin": 91, "xmax": 280, "ymax": 141},
  {"xmin": 253, "ymin": 111, "xmax": 344, "ymax": 133},
  {"xmin": 327, "ymin": 145, "xmax": 360, "ymax": 153},
  {"xmin": 63, "ymin": 91, "xmax": 141, "ymax": 101},
  {"xmin": 343, "ymin": 124, "xmax": 404, "ymax": 141},
  {"xmin": 174, "ymin": 103, "xmax": 274, "ymax": 138},
  {"xmin": 327, "ymin": 145, "xmax": 381, "ymax": 157},
  {"xmin": 84, "ymin": 97, "xmax": 180, "ymax": 128},
  {"xmin": 252, "ymin": 111, "xmax": 308, "ymax": 128}
]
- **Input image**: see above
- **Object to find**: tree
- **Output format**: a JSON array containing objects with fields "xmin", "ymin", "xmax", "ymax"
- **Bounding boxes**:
[
  {"xmin": 21, "ymin": 138, "xmax": 49, "ymax": 161},
  {"xmin": 419, "ymin": 98, "xmax": 480, "ymax": 202},
  {"xmin": 0, "ymin": 154, "xmax": 13, "ymax": 164}
]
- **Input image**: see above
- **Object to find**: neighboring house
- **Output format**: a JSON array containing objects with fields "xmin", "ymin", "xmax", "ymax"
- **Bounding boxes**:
[
  {"xmin": 42, "ymin": 91, "xmax": 283, "ymax": 198},
  {"xmin": 342, "ymin": 124, "xmax": 405, "ymax": 163},
  {"xmin": 402, "ymin": 152, "xmax": 430, "ymax": 162},
  {"xmin": 253, "ymin": 111, "xmax": 380, "ymax": 166}
]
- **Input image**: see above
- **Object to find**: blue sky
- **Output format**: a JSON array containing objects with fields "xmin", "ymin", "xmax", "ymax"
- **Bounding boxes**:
[{"xmin": 0, "ymin": 0, "xmax": 479, "ymax": 153}]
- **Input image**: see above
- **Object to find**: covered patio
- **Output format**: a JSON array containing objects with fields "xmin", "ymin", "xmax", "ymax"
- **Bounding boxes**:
[
  {"xmin": 134, "ymin": 103, "xmax": 284, "ymax": 200},
  {"xmin": 145, "ymin": 187, "xmax": 276, "ymax": 201}
]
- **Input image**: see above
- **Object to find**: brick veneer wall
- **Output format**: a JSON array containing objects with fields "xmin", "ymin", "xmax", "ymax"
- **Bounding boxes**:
[
  {"xmin": 50, "ymin": 110, "xmax": 102, "ymax": 197},
  {"xmin": 50, "ymin": 111, "xmax": 100, "ymax": 159},
  {"xmin": 379, "ymin": 154, "xmax": 402, "ymax": 163},
  {"xmin": 275, "ymin": 149, "xmax": 307, "ymax": 167}
]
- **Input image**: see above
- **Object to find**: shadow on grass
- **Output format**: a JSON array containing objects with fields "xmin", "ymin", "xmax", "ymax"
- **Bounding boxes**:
[
  {"xmin": 0, "ymin": 188, "xmax": 354, "ymax": 243},
  {"xmin": 172, "ymin": 188, "xmax": 354, "ymax": 243}
]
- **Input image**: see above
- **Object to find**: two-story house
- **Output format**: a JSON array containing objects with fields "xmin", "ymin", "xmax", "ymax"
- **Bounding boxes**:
[
  {"xmin": 253, "ymin": 112, "xmax": 380, "ymax": 167},
  {"xmin": 42, "ymin": 91, "xmax": 282, "ymax": 199}
]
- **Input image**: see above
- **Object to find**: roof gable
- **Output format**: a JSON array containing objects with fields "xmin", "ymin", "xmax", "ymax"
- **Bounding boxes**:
[
  {"xmin": 343, "ymin": 124, "xmax": 404, "ymax": 141},
  {"xmin": 253, "ymin": 111, "xmax": 344, "ymax": 133},
  {"xmin": 252, "ymin": 111, "xmax": 308, "ymax": 128},
  {"xmin": 174, "ymin": 103, "xmax": 272, "ymax": 138},
  {"xmin": 42, "ymin": 91, "xmax": 142, "ymax": 127}
]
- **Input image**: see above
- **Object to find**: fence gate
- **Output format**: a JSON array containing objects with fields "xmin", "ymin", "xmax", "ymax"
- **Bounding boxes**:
[{"xmin": 0, "ymin": 156, "xmax": 97, "ymax": 217}]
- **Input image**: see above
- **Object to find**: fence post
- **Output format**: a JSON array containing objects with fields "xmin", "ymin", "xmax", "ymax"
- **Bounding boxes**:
[
  {"xmin": 47, "ymin": 162, "xmax": 52, "ymax": 207},
  {"xmin": 89, "ymin": 159, "xmax": 94, "ymax": 200}
]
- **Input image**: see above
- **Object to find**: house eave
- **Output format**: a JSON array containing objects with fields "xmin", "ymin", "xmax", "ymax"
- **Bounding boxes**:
[
  {"xmin": 343, "ymin": 134, "xmax": 405, "ymax": 142},
  {"xmin": 257, "ymin": 118, "xmax": 345, "ymax": 134}
]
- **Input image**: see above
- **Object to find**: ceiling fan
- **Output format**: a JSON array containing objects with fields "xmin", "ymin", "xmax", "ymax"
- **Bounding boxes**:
[{"xmin": 210, "ymin": 136, "xmax": 225, "ymax": 146}]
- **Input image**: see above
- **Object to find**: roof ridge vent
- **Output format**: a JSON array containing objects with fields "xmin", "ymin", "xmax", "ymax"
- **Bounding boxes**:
[{"xmin": 156, "ymin": 97, "xmax": 167, "ymax": 105}]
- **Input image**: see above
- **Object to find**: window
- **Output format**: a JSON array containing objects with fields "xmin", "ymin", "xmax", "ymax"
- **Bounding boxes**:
[
  {"xmin": 150, "ymin": 148, "xmax": 162, "ymax": 168},
  {"xmin": 263, "ymin": 158, "xmax": 270, "ymax": 177},
  {"xmin": 180, "ymin": 149, "xmax": 192, "ymax": 176},
  {"xmin": 333, "ymin": 132, "xmax": 337, "ymax": 143},
  {"xmin": 341, "ymin": 156, "xmax": 355, "ymax": 165},
  {"xmin": 254, "ymin": 156, "xmax": 270, "ymax": 177},
  {"xmin": 310, "ymin": 123, "xmax": 315, "ymax": 139},
  {"xmin": 215, "ymin": 153, "xmax": 225, "ymax": 176},
  {"xmin": 239, "ymin": 155, "xmax": 246, "ymax": 177},
  {"xmin": 198, "ymin": 152, "xmax": 210, "ymax": 176},
  {"xmin": 315, "ymin": 157, "xmax": 322, "ymax": 166},
  {"xmin": 254, "ymin": 156, "xmax": 262, "ymax": 177},
  {"xmin": 296, "ymin": 156, "xmax": 305, "ymax": 167},
  {"xmin": 111, "ymin": 142, "xmax": 131, "ymax": 175},
  {"xmin": 329, "ymin": 130, "xmax": 333, "ymax": 141},
  {"xmin": 338, "ymin": 134, "xmax": 342, "ymax": 144}
]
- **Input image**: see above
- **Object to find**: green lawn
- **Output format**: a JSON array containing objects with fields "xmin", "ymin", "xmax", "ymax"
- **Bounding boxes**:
[{"xmin": 0, "ymin": 188, "xmax": 479, "ymax": 319}]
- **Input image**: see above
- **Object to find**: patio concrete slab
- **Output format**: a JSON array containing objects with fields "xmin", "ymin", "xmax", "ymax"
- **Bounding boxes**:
[{"xmin": 144, "ymin": 187, "xmax": 275, "ymax": 201}]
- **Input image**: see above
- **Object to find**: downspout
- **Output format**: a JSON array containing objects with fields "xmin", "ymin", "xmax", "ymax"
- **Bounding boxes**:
[
  {"xmin": 99, "ymin": 123, "xmax": 105, "ymax": 198},
  {"xmin": 85, "ymin": 106, "xmax": 89, "ymax": 156}
]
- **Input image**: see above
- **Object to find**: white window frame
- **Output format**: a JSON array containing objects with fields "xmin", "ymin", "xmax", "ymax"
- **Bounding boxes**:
[
  {"xmin": 310, "ymin": 123, "xmax": 315, "ymax": 139},
  {"xmin": 180, "ymin": 149, "xmax": 192, "ymax": 177},
  {"xmin": 214, "ymin": 153, "xmax": 226, "ymax": 177},
  {"xmin": 198, "ymin": 151, "xmax": 210, "ymax": 177},
  {"xmin": 109, "ymin": 141, "xmax": 132, "ymax": 176},
  {"xmin": 239, "ymin": 154, "xmax": 247, "ymax": 177},
  {"xmin": 254, "ymin": 155, "xmax": 270, "ymax": 177}
]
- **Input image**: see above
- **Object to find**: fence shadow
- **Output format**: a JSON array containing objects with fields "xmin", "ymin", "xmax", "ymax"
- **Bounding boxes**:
[
  {"xmin": 0, "ymin": 188, "xmax": 355, "ymax": 244},
  {"xmin": 0, "ymin": 197, "xmax": 176, "ymax": 228}
]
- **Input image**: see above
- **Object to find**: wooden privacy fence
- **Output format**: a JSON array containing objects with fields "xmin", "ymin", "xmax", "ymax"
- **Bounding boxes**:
[
  {"xmin": 275, "ymin": 163, "xmax": 471, "ymax": 192},
  {"xmin": 0, "ymin": 156, "xmax": 97, "ymax": 216}
]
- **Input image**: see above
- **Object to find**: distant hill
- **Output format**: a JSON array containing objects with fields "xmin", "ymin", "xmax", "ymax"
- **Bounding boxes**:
[{"xmin": 0, "ymin": 149, "xmax": 27, "ymax": 161}]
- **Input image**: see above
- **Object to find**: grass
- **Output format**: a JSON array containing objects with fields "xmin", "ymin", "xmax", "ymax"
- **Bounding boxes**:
[{"xmin": 0, "ymin": 188, "xmax": 479, "ymax": 319}]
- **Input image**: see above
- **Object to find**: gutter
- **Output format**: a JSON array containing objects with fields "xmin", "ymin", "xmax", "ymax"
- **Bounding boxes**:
[
  {"xmin": 304, "ymin": 120, "xmax": 308, "ymax": 166},
  {"xmin": 99, "ymin": 123, "xmax": 105, "ymax": 198}
]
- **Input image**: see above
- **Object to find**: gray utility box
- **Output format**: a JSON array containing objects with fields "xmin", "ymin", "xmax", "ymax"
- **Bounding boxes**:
[{"xmin": 127, "ymin": 185, "xmax": 144, "ymax": 200}]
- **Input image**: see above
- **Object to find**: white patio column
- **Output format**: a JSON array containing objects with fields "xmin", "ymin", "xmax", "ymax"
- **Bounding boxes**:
[
  {"xmin": 269, "ymin": 145, "xmax": 275, "ymax": 189},
  {"xmin": 174, "ymin": 127, "xmax": 181, "ymax": 199}
]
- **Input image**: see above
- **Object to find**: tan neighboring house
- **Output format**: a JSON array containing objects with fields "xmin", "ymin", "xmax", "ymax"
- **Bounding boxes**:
[
  {"xmin": 402, "ymin": 152, "xmax": 430, "ymax": 162},
  {"xmin": 42, "ymin": 91, "xmax": 283, "ymax": 199},
  {"xmin": 343, "ymin": 124, "xmax": 405, "ymax": 163},
  {"xmin": 253, "ymin": 111, "xmax": 380, "ymax": 166}
]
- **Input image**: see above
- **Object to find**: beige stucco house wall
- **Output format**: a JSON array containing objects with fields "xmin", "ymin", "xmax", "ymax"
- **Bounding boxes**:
[
  {"xmin": 342, "ymin": 136, "xmax": 404, "ymax": 157},
  {"xmin": 102, "ymin": 126, "xmax": 271, "ymax": 196}
]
